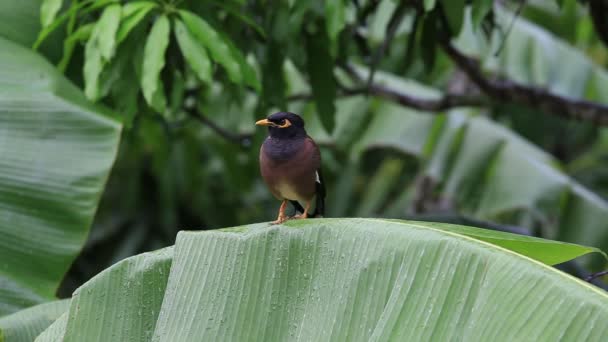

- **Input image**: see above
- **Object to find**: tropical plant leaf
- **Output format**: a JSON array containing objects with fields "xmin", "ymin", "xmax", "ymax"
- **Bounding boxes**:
[
  {"xmin": 31, "ymin": 248, "xmax": 172, "ymax": 341},
  {"xmin": 261, "ymin": 39, "xmax": 287, "ymax": 109},
  {"xmin": 302, "ymin": 67, "xmax": 608, "ymax": 260},
  {"xmin": 222, "ymin": 31, "xmax": 261, "ymax": 91},
  {"xmin": 305, "ymin": 20, "xmax": 336, "ymax": 133},
  {"xmin": 174, "ymin": 19, "xmax": 212, "ymax": 84},
  {"xmin": 83, "ymin": 36, "xmax": 104, "ymax": 100},
  {"xmin": 210, "ymin": 0, "xmax": 265, "ymax": 38},
  {"xmin": 440, "ymin": 0, "xmax": 466, "ymax": 36},
  {"xmin": 325, "ymin": 0, "xmax": 346, "ymax": 46},
  {"xmin": 424, "ymin": 0, "xmax": 437, "ymax": 11},
  {"xmin": 179, "ymin": 10, "xmax": 242, "ymax": 85},
  {"xmin": 0, "ymin": 37, "xmax": 121, "ymax": 316},
  {"xmin": 34, "ymin": 312, "xmax": 67, "ymax": 342},
  {"xmin": 95, "ymin": 4, "xmax": 121, "ymax": 61},
  {"xmin": 33, "ymin": 0, "xmax": 110, "ymax": 51},
  {"xmin": 116, "ymin": 1, "xmax": 156, "ymax": 44},
  {"xmin": 29, "ymin": 219, "xmax": 608, "ymax": 341},
  {"xmin": 1, "ymin": 0, "xmax": 54, "ymax": 55},
  {"xmin": 59, "ymin": 248, "xmax": 173, "ymax": 342},
  {"xmin": 141, "ymin": 14, "xmax": 169, "ymax": 112},
  {"xmin": 0, "ymin": 300, "xmax": 69, "ymax": 342},
  {"xmin": 471, "ymin": 0, "xmax": 493, "ymax": 29},
  {"xmin": 40, "ymin": 0, "xmax": 62, "ymax": 28},
  {"xmin": 387, "ymin": 220, "xmax": 606, "ymax": 265}
]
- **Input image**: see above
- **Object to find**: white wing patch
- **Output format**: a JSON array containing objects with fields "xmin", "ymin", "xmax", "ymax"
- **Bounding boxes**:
[{"xmin": 315, "ymin": 171, "xmax": 320, "ymax": 183}]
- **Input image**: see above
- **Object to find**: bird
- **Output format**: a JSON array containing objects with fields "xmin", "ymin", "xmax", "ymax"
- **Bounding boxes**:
[{"xmin": 256, "ymin": 112, "xmax": 325, "ymax": 224}]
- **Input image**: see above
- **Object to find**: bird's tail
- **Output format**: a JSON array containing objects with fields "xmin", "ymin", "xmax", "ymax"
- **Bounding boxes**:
[{"xmin": 311, "ymin": 180, "xmax": 325, "ymax": 217}]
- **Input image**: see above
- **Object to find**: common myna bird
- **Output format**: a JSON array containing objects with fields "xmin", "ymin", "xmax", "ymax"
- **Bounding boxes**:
[{"xmin": 256, "ymin": 112, "xmax": 325, "ymax": 224}]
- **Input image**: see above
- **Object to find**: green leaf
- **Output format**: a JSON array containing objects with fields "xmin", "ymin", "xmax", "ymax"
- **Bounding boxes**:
[
  {"xmin": 325, "ymin": 0, "xmax": 346, "ymax": 45},
  {"xmin": 154, "ymin": 220, "xmax": 606, "ymax": 340},
  {"xmin": 261, "ymin": 39, "xmax": 287, "ymax": 109},
  {"xmin": 31, "ymin": 219, "xmax": 608, "ymax": 341},
  {"xmin": 96, "ymin": 4, "xmax": 121, "ymax": 61},
  {"xmin": 305, "ymin": 21, "xmax": 336, "ymax": 133},
  {"xmin": 179, "ymin": 10, "xmax": 242, "ymax": 85},
  {"xmin": 40, "ymin": 0, "xmax": 62, "ymax": 28},
  {"xmin": 34, "ymin": 312, "xmax": 67, "ymax": 342},
  {"xmin": 34, "ymin": 0, "xmax": 110, "ymax": 50},
  {"xmin": 440, "ymin": 0, "xmax": 466, "ymax": 36},
  {"xmin": 387, "ymin": 220, "xmax": 607, "ymax": 265},
  {"xmin": 209, "ymin": 0, "xmax": 265, "ymax": 38},
  {"xmin": 82, "ymin": 2, "xmax": 127, "ymax": 101},
  {"xmin": 83, "ymin": 37, "xmax": 104, "ymax": 100},
  {"xmin": 424, "ymin": 0, "xmax": 437, "ymax": 11},
  {"xmin": 116, "ymin": 1, "xmax": 156, "ymax": 44},
  {"xmin": 0, "ymin": 300, "xmax": 69, "ymax": 341},
  {"xmin": 59, "ymin": 248, "xmax": 173, "ymax": 342},
  {"xmin": 58, "ymin": 22, "xmax": 94, "ymax": 72},
  {"xmin": 220, "ymin": 31, "xmax": 260, "ymax": 91},
  {"xmin": 0, "ymin": 37, "xmax": 121, "ymax": 316},
  {"xmin": 174, "ymin": 19, "xmax": 212, "ymax": 84},
  {"xmin": 356, "ymin": 159, "xmax": 404, "ymax": 216},
  {"xmin": 141, "ymin": 15, "xmax": 170, "ymax": 113},
  {"xmin": 471, "ymin": 0, "xmax": 493, "ymax": 29}
]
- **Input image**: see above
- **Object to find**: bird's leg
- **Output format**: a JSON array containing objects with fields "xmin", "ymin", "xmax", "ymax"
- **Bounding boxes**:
[
  {"xmin": 271, "ymin": 200, "xmax": 288, "ymax": 224},
  {"xmin": 294, "ymin": 200, "xmax": 311, "ymax": 219}
]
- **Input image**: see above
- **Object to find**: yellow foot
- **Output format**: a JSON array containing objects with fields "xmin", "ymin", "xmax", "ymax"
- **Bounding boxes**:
[{"xmin": 293, "ymin": 213, "xmax": 308, "ymax": 220}]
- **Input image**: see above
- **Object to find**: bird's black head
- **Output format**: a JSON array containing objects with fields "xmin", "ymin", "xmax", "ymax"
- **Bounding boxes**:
[{"xmin": 255, "ymin": 112, "xmax": 306, "ymax": 139}]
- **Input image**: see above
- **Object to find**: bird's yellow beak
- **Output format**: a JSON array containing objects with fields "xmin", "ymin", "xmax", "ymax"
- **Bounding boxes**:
[{"xmin": 255, "ymin": 118, "xmax": 272, "ymax": 126}]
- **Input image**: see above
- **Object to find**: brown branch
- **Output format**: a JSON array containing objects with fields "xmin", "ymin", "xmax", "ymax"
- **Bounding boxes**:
[
  {"xmin": 339, "ymin": 63, "xmax": 488, "ymax": 111},
  {"xmin": 439, "ymin": 41, "xmax": 608, "ymax": 125},
  {"xmin": 585, "ymin": 270, "xmax": 608, "ymax": 282}
]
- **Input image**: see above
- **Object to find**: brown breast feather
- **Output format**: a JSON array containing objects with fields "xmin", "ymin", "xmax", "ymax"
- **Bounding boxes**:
[{"xmin": 260, "ymin": 136, "xmax": 320, "ymax": 201}]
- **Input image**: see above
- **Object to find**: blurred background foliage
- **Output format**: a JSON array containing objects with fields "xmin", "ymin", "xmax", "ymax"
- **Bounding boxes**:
[{"xmin": 2, "ymin": 0, "xmax": 606, "ymax": 297}]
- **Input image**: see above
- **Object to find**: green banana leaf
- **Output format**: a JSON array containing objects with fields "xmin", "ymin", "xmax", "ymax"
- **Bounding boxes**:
[
  {"xmin": 0, "ymin": 300, "xmax": 68, "ymax": 342},
  {"xmin": 296, "ymin": 64, "xmax": 608, "ymax": 263},
  {"xmin": 32, "ymin": 219, "xmax": 608, "ymax": 341},
  {"xmin": 0, "ymin": 37, "xmax": 121, "ymax": 316},
  {"xmin": 0, "ymin": 0, "xmax": 63, "ymax": 62}
]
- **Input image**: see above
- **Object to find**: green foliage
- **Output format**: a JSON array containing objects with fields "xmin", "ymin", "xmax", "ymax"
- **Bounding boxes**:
[
  {"xmin": 31, "ymin": 220, "xmax": 608, "ymax": 341},
  {"xmin": 0, "ymin": 37, "xmax": 121, "ymax": 316},
  {"xmin": 0, "ymin": 300, "xmax": 68, "ymax": 342},
  {"xmin": 306, "ymin": 20, "xmax": 337, "ymax": 132},
  {"xmin": 0, "ymin": 0, "xmax": 606, "ymax": 335},
  {"xmin": 40, "ymin": 0, "xmax": 62, "ymax": 28},
  {"xmin": 173, "ymin": 19, "xmax": 212, "ymax": 84},
  {"xmin": 141, "ymin": 14, "xmax": 170, "ymax": 113}
]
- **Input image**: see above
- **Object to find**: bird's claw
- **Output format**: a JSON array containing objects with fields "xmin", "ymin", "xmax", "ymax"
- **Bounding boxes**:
[
  {"xmin": 293, "ymin": 213, "xmax": 308, "ymax": 220},
  {"xmin": 271, "ymin": 216, "xmax": 288, "ymax": 225}
]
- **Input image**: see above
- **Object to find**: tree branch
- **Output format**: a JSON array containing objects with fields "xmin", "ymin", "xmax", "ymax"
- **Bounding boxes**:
[
  {"xmin": 439, "ymin": 41, "xmax": 608, "ymax": 125},
  {"xmin": 340, "ymin": 63, "xmax": 488, "ymax": 111},
  {"xmin": 585, "ymin": 269, "xmax": 608, "ymax": 282}
]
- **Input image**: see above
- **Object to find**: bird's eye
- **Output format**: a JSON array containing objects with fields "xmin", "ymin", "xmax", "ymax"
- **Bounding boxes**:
[{"xmin": 279, "ymin": 119, "xmax": 286, "ymax": 125}]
